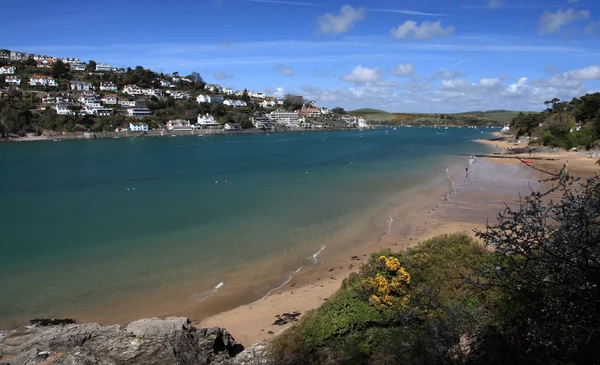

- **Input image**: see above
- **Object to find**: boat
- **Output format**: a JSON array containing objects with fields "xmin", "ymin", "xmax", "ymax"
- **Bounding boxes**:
[
  {"xmin": 53, "ymin": 138, "xmax": 62, "ymax": 142},
  {"xmin": 521, "ymin": 159, "xmax": 533, "ymax": 164}
]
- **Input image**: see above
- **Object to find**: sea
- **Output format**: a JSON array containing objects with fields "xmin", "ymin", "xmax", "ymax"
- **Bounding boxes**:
[{"xmin": 0, "ymin": 127, "xmax": 495, "ymax": 327}]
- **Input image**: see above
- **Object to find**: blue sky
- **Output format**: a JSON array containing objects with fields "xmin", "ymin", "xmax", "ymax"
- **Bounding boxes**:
[{"xmin": 3, "ymin": 0, "xmax": 600, "ymax": 112}]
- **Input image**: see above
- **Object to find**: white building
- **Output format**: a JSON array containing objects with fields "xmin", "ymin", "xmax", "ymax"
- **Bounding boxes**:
[
  {"xmin": 223, "ymin": 88, "xmax": 234, "ymax": 95},
  {"xmin": 159, "ymin": 80, "xmax": 171, "ymax": 88},
  {"xmin": 204, "ymin": 84, "xmax": 221, "ymax": 93},
  {"xmin": 5, "ymin": 75, "xmax": 21, "ymax": 85},
  {"xmin": 0, "ymin": 66, "xmax": 16, "ymax": 74},
  {"xmin": 252, "ymin": 92, "xmax": 266, "ymax": 99},
  {"xmin": 99, "ymin": 82, "xmax": 118, "ymax": 91},
  {"xmin": 127, "ymin": 108, "xmax": 152, "ymax": 117},
  {"xmin": 130, "ymin": 122, "xmax": 148, "ymax": 132},
  {"xmin": 101, "ymin": 94, "xmax": 118, "ymax": 105},
  {"xmin": 29, "ymin": 75, "xmax": 58, "ymax": 87},
  {"xmin": 123, "ymin": 85, "xmax": 144, "ymax": 96},
  {"xmin": 95, "ymin": 63, "xmax": 112, "ymax": 72},
  {"xmin": 260, "ymin": 100, "xmax": 276, "ymax": 108},
  {"xmin": 54, "ymin": 103, "xmax": 73, "ymax": 115},
  {"xmin": 196, "ymin": 113, "xmax": 219, "ymax": 127},
  {"xmin": 120, "ymin": 100, "xmax": 136, "ymax": 107},
  {"xmin": 69, "ymin": 62, "xmax": 87, "ymax": 71},
  {"xmin": 168, "ymin": 91, "xmax": 191, "ymax": 100},
  {"xmin": 196, "ymin": 94, "xmax": 212, "ymax": 103},
  {"xmin": 268, "ymin": 109, "xmax": 300, "ymax": 126},
  {"xmin": 142, "ymin": 88, "xmax": 162, "ymax": 98},
  {"xmin": 166, "ymin": 119, "xmax": 192, "ymax": 131},
  {"xmin": 61, "ymin": 57, "xmax": 80, "ymax": 64},
  {"xmin": 223, "ymin": 99, "xmax": 247, "ymax": 107},
  {"xmin": 224, "ymin": 123, "xmax": 242, "ymax": 130},
  {"xmin": 70, "ymin": 81, "xmax": 94, "ymax": 91}
]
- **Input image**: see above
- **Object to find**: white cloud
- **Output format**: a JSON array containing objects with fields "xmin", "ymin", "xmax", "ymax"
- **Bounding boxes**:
[
  {"xmin": 488, "ymin": 0, "xmax": 505, "ymax": 9},
  {"xmin": 264, "ymin": 86, "xmax": 286, "ymax": 97},
  {"xmin": 213, "ymin": 71, "xmax": 234, "ymax": 80},
  {"xmin": 565, "ymin": 65, "xmax": 600, "ymax": 80},
  {"xmin": 273, "ymin": 64, "xmax": 294, "ymax": 76},
  {"xmin": 392, "ymin": 63, "xmax": 415, "ymax": 76},
  {"xmin": 390, "ymin": 20, "xmax": 455, "ymax": 40},
  {"xmin": 539, "ymin": 8, "xmax": 590, "ymax": 34},
  {"xmin": 368, "ymin": 8, "xmax": 447, "ymax": 16},
  {"xmin": 479, "ymin": 78, "xmax": 501, "ymax": 87},
  {"xmin": 317, "ymin": 5, "xmax": 366, "ymax": 35},
  {"xmin": 342, "ymin": 65, "xmax": 381, "ymax": 85}
]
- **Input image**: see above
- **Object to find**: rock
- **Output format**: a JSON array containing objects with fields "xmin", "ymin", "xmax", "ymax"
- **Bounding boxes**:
[
  {"xmin": 0, "ymin": 317, "xmax": 249, "ymax": 365},
  {"xmin": 233, "ymin": 342, "xmax": 269, "ymax": 365},
  {"xmin": 29, "ymin": 318, "xmax": 75, "ymax": 327}
]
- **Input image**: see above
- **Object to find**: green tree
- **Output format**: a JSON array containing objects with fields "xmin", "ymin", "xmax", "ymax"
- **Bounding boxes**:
[
  {"xmin": 86, "ymin": 60, "xmax": 97, "ymax": 72},
  {"xmin": 51, "ymin": 60, "xmax": 68, "ymax": 79},
  {"xmin": 332, "ymin": 107, "xmax": 346, "ymax": 115},
  {"xmin": 242, "ymin": 89, "xmax": 250, "ymax": 102},
  {"xmin": 283, "ymin": 94, "xmax": 304, "ymax": 111}
]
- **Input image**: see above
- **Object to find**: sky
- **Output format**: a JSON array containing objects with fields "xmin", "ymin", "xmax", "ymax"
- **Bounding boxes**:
[{"xmin": 3, "ymin": 0, "xmax": 600, "ymax": 113}]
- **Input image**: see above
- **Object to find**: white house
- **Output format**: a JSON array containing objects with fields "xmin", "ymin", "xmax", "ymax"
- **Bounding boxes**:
[
  {"xmin": 61, "ymin": 57, "xmax": 80, "ymax": 64},
  {"xmin": 29, "ymin": 75, "xmax": 58, "ymax": 87},
  {"xmin": 197, "ymin": 113, "xmax": 219, "ymax": 127},
  {"xmin": 123, "ymin": 85, "xmax": 144, "ymax": 96},
  {"xmin": 5, "ymin": 75, "xmax": 21, "ymax": 85},
  {"xmin": 260, "ymin": 100, "xmax": 276, "ymax": 108},
  {"xmin": 70, "ymin": 81, "xmax": 94, "ymax": 91},
  {"xmin": 120, "ymin": 100, "xmax": 136, "ymax": 107},
  {"xmin": 101, "ymin": 94, "xmax": 118, "ymax": 105},
  {"xmin": 223, "ymin": 88, "xmax": 234, "ymax": 95},
  {"xmin": 166, "ymin": 119, "xmax": 192, "ymax": 131},
  {"xmin": 0, "ymin": 66, "xmax": 16, "ymax": 75},
  {"xmin": 127, "ymin": 108, "xmax": 152, "ymax": 117},
  {"xmin": 69, "ymin": 62, "xmax": 87, "ymax": 71},
  {"xmin": 95, "ymin": 63, "xmax": 112, "ymax": 72},
  {"xmin": 224, "ymin": 123, "xmax": 241, "ymax": 130},
  {"xmin": 234, "ymin": 90, "xmax": 244, "ymax": 97},
  {"xmin": 252, "ymin": 92, "xmax": 266, "ymax": 99},
  {"xmin": 130, "ymin": 122, "xmax": 149, "ymax": 132},
  {"xmin": 54, "ymin": 103, "xmax": 73, "ymax": 115},
  {"xmin": 204, "ymin": 84, "xmax": 221, "ymax": 93},
  {"xmin": 159, "ymin": 80, "xmax": 171, "ymax": 88},
  {"xmin": 168, "ymin": 91, "xmax": 191, "ymax": 100},
  {"xmin": 142, "ymin": 88, "xmax": 162, "ymax": 98},
  {"xmin": 223, "ymin": 99, "xmax": 247, "ymax": 107},
  {"xmin": 99, "ymin": 82, "xmax": 117, "ymax": 91},
  {"xmin": 36, "ymin": 60, "xmax": 53, "ymax": 68},
  {"xmin": 196, "ymin": 94, "xmax": 211, "ymax": 103},
  {"xmin": 268, "ymin": 109, "xmax": 300, "ymax": 127}
]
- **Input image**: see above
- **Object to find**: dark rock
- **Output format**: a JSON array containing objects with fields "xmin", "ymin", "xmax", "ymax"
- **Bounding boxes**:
[
  {"xmin": 29, "ymin": 318, "xmax": 75, "ymax": 327},
  {"xmin": 0, "ymin": 317, "xmax": 252, "ymax": 365}
]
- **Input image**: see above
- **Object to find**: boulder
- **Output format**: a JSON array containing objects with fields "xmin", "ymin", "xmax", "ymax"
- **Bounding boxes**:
[{"xmin": 0, "ymin": 317, "xmax": 249, "ymax": 365}]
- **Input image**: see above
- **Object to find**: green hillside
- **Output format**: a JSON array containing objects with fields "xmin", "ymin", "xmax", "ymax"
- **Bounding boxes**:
[{"xmin": 452, "ymin": 110, "xmax": 524, "ymax": 123}]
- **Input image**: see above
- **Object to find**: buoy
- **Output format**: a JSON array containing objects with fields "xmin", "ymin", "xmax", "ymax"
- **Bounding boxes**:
[
  {"xmin": 350, "ymin": 162, "xmax": 353, "ymax": 165},
  {"xmin": 306, "ymin": 171, "xmax": 309, "ymax": 174},
  {"xmin": 215, "ymin": 180, "xmax": 218, "ymax": 184},
  {"xmin": 132, "ymin": 188, "xmax": 135, "ymax": 191},
  {"xmin": 225, "ymin": 180, "xmax": 228, "ymax": 183},
  {"xmin": 127, "ymin": 188, "xmax": 130, "ymax": 191}
]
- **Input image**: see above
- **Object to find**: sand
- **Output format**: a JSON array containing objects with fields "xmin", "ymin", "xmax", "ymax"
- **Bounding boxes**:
[{"xmin": 198, "ymin": 152, "xmax": 564, "ymax": 346}]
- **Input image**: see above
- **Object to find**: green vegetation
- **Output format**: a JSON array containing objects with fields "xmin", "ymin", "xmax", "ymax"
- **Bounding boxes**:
[
  {"xmin": 347, "ymin": 108, "xmax": 512, "ymax": 127},
  {"xmin": 510, "ymin": 93, "xmax": 600, "ymax": 150},
  {"xmin": 270, "ymin": 171, "xmax": 600, "ymax": 364},
  {"xmin": 453, "ymin": 110, "xmax": 524, "ymax": 123}
]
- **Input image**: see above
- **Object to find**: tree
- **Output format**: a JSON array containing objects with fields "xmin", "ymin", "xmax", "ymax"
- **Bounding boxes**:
[
  {"xmin": 332, "ymin": 107, "xmax": 346, "ymax": 115},
  {"xmin": 51, "ymin": 60, "xmax": 68, "ymax": 79},
  {"xmin": 86, "ymin": 60, "xmax": 97, "ymax": 72},
  {"xmin": 188, "ymin": 72, "xmax": 205, "ymax": 87},
  {"xmin": 474, "ymin": 171, "xmax": 600, "ymax": 363},
  {"xmin": 283, "ymin": 94, "xmax": 304, "ymax": 111},
  {"xmin": 242, "ymin": 89, "xmax": 250, "ymax": 102}
]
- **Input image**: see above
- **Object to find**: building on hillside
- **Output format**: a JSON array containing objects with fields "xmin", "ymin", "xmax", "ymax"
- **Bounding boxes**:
[
  {"xmin": 129, "ymin": 122, "xmax": 148, "ymax": 132},
  {"xmin": 95, "ymin": 63, "xmax": 112, "ymax": 72},
  {"xmin": 166, "ymin": 119, "xmax": 192, "ymax": 131},
  {"xmin": 10, "ymin": 51, "xmax": 28, "ymax": 61},
  {"xmin": 260, "ymin": 99, "xmax": 276, "ymax": 108},
  {"xmin": 234, "ymin": 90, "xmax": 244, "ymax": 97},
  {"xmin": 222, "ymin": 88, "xmax": 234, "ymax": 95},
  {"xmin": 268, "ymin": 109, "xmax": 300, "ymax": 127},
  {"xmin": 308, "ymin": 100, "xmax": 318, "ymax": 108},
  {"xmin": 298, "ymin": 105, "xmax": 321, "ymax": 118},
  {"xmin": 276, "ymin": 98, "xmax": 284, "ymax": 105},
  {"xmin": 251, "ymin": 92, "xmax": 265, "ymax": 99},
  {"xmin": 252, "ymin": 114, "xmax": 276, "ymax": 130},
  {"xmin": 196, "ymin": 113, "xmax": 219, "ymax": 127},
  {"xmin": 120, "ymin": 100, "xmax": 136, "ymax": 107},
  {"xmin": 212, "ymin": 96, "xmax": 224, "ymax": 104},
  {"xmin": 36, "ymin": 60, "xmax": 53, "ymax": 68},
  {"xmin": 29, "ymin": 75, "xmax": 58, "ymax": 87},
  {"xmin": 85, "ymin": 107, "xmax": 113, "ymax": 117},
  {"xmin": 320, "ymin": 107, "xmax": 330, "ymax": 115},
  {"xmin": 123, "ymin": 85, "xmax": 144, "ymax": 96},
  {"xmin": 5, "ymin": 75, "xmax": 21, "ymax": 85},
  {"xmin": 224, "ymin": 123, "xmax": 242, "ymax": 130},
  {"xmin": 99, "ymin": 82, "xmax": 118, "ymax": 91},
  {"xmin": 159, "ymin": 80, "xmax": 172, "ymax": 88},
  {"xmin": 61, "ymin": 57, "xmax": 80, "ymax": 64},
  {"xmin": 70, "ymin": 81, "xmax": 94, "ymax": 91},
  {"xmin": 204, "ymin": 84, "xmax": 221, "ymax": 93},
  {"xmin": 196, "ymin": 94, "xmax": 211, "ymax": 103},
  {"xmin": 223, "ymin": 99, "xmax": 247, "ymax": 107},
  {"xmin": 101, "ymin": 94, "xmax": 118, "ymax": 105},
  {"xmin": 168, "ymin": 91, "xmax": 192, "ymax": 100},
  {"xmin": 127, "ymin": 108, "xmax": 152, "ymax": 117},
  {"xmin": 0, "ymin": 66, "xmax": 16, "ymax": 74},
  {"xmin": 0, "ymin": 50, "xmax": 9, "ymax": 59},
  {"xmin": 54, "ymin": 103, "xmax": 73, "ymax": 115},
  {"xmin": 69, "ymin": 62, "xmax": 87, "ymax": 71}
]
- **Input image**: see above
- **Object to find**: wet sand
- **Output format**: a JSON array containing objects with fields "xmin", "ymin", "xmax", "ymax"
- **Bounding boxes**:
[{"xmin": 199, "ymin": 157, "xmax": 546, "ymax": 345}]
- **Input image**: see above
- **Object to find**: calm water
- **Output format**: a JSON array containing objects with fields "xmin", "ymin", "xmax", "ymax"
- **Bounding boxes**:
[{"xmin": 0, "ymin": 128, "xmax": 493, "ymax": 326}]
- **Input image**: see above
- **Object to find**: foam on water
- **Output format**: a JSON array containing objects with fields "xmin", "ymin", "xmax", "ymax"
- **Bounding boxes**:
[
  {"xmin": 190, "ymin": 281, "xmax": 225, "ymax": 303},
  {"xmin": 310, "ymin": 245, "xmax": 327, "ymax": 264}
]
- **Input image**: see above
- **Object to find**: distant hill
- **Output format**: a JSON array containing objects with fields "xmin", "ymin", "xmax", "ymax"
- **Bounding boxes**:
[
  {"xmin": 452, "ymin": 110, "xmax": 525, "ymax": 123},
  {"xmin": 347, "ymin": 108, "xmax": 524, "ymax": 126}
]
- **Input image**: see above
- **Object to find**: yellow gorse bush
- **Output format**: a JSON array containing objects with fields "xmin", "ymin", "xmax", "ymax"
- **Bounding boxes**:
[{"xmin": 362, "ymin": 255, "xmax": 411, "ymax": 311}]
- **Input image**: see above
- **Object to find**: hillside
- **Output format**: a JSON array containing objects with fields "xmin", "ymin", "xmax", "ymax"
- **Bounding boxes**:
[
  {"xmin": 452, "ymin": 110, "xmax": 525, "ymax": 123},
  {"xmin": 348, "ymin": 108, "xmax": 505, "ymax": 127}
]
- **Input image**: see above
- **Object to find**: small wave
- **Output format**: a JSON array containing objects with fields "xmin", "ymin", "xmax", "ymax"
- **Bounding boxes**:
[
  {"xmin": 310, "ymin": 245, "xmax": 327, "ymax": 264},
  {"xmin": 257, "ymin": 263, "xmax": 304, "ymax": 300},
  {"xmin": 190, "ymin": 281, "xmax": 224, "ymax": 303},
  {"xmin": 386, "ymin": 216, "xmax": 394, "ymax": 234}
]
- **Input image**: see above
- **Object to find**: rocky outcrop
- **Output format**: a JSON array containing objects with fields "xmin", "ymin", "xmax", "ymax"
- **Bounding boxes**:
[{"xmin": 0, "ymin": 317, "xmax": 268, "ymax": 365}]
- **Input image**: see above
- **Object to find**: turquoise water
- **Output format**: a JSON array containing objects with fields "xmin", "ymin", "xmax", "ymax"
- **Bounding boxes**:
[{"xmin": 0, "ymin": 128, "xmax": 493, "ymax": 325}]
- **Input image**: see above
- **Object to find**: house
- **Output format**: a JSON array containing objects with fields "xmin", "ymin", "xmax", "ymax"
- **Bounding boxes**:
[
  {"xmin": 29, "ymin": 75, "xmax": 58, "ymax": 87},
  {"xmin": 308, "ymin": 100, "xmax": 318, "ymax": 108},
  {"xmin": 172, "ymin": 76, "xmax": 182, "ymax": 83},
  {"xmin": 268, "ymin": 109, "xmax": 300, "ymax": 126},
  {"xmin": 167, "ymin": 90, "xmax": 191, "ymax": 100},
  {"xmin": 69, "ymin": 62, "xmax": 87, "ymax": 71},
  {"xmin": 0, "ymin": 50, "xmax": 9, "ymax": 59},
  {"xmin": 127, "ymin": 108, "xmax": 152, "ymax": 117},
  {"xmin": 298, "ymin": 105, "xmax": 321, "ymax": 118},
  {"xmin": 54, "ymin": 103, "xmax": 73, "ymax": 115},
  {"xmin": 251, "ymin": 92, "xmax": 265, "ymax": 99},
  {"xmin": 196, "ymin": 114, "xmax": 219, "ymax": 127},
  {"xmin": 83, "ymin": 106, "xmax": 113, "ymax": 116},
  {"xmin": 204, "ymin": 84, "xmax": 221, "ymax": 93},
  {"xmin": 5, "ymin": 75, "xmax": 21, "ymax": 85},
  {"xmin": 41, "ymin": 94, "xmax": 56, "ymax": 104},
  {"xmin": 260, "ymin": 99, "xmax": 276, "ymax": 108},
  {"xmin": 101, "ymin": 94, "xmax": 118, "ymax": 105},
  {"xmin": 223, "ymin": 99, "xmax": 247, "ymax": 107},
  {"xmin": 223, "ymin": 88, "xmax": 234, "ymax": 95},
  {"xmin": 123, "ymin": 85, "xmax": 144, "ymax": 96},
  {"xmin": 224, "ymin": 123, "xmax": 242, "ymax": 130},
  {"xmin": 166, "ymin": 119, "xmax": 192, "ymax": 131},
  {"xmin": 10, "ymin": 51, "xmax": 27, "ymax": 61},
  {"xmin": 129, "ymin": 122, "xmax": 148, "ymax": 132},
  {"xmin": 99, "ymin": 82, "xmax": 117, "ymax": 91},
  {"xmin": 95, "ymin": 63, "xmax": 112, "ymax": 72},
  {"xmin": 142, "ymin": 88, "xmax": 162, "ymax": 98},
  {"xmin": 0, "ymin": 66, "xmax": 16, "ymax": 74},
  {"xmin": 70, "ymin": 81, "xmax": 94, "ymax": 91},
  {"xmin": 234, "ymin": 90, "xmax": 244, "ymax": 97},
  {"xmin": 36, "ymin": 59, "xmax": 53, "ymax": 68},
  {"xmin": 159, "ymin": 80, "xmax": 171, "ymax": 88},
  {"xmin": 252, "ymin": 114, "xmax": 276, "ymax": 130},
  {"xmin": 61, "ymin": 57, "xmax": 80, "ymax": 64},
  {"xmin": 320, "ymin": 107, "xmax": 330, "ymax": 115},
  {"xmin": 196, "ymin": 94, "xmax": 211, "ymax": 103},
  {"xmin": 120, "ymin": 100, "xmax": 136, "ymax": 107},
  {"xmin": 276, "ymin": 98, "xmax": 284, "ymax": 105}
]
